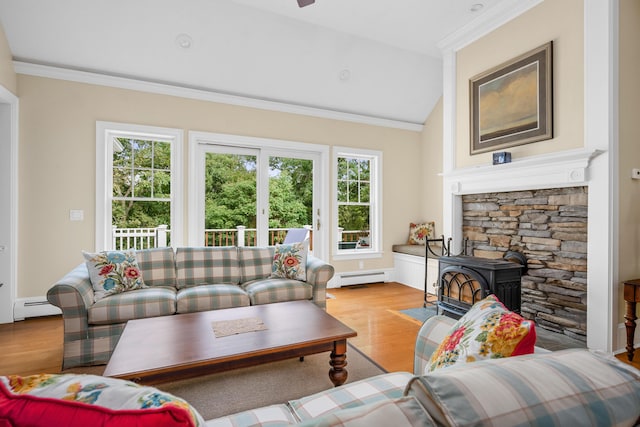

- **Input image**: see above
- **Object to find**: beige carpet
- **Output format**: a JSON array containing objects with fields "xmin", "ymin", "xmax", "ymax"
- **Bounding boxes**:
[{"xmin": 65, "ymin": 344, "xmax": 386, "ymax": 421}]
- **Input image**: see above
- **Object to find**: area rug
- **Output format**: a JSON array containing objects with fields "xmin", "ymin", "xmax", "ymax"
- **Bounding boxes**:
[
  {"xmin": 65, "ymin": 344, "xmax": 385, "ymax": 421},
  {"xmin": 396, "ymin": 305, "xmax": 439, "ymax": 325}
]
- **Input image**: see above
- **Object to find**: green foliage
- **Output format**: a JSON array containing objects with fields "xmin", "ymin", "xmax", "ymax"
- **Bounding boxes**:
[
  {"xmin": 111, "ymin": 142, "xmax": 369, "ymax": 237},
  {"xmin": 203, "ymin": 154, "xmax": 311, "ymax": 230},
  {"xmin": 268, "ymin": 173, "xmax": 308, "ymax": 227}
]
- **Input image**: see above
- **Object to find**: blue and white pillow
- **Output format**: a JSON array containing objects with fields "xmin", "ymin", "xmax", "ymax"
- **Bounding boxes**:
[{"xmin": 83, "ymin": 250, "xmax": 146, "ymax": 301}]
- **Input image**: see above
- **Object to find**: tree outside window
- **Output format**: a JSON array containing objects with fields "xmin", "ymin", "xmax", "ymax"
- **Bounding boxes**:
[
  {"xmin": 112, "ymin": 138, "xmax": 171, "ymax": 229},
  {"xmin": 334, "ymin": 148, "xmax": 380, "ymax": 254}
]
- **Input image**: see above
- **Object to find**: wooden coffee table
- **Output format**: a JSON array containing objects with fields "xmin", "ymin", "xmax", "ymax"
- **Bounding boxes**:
[{"xmin": 103, "ymin": 300, "xmax": 357, "ymax": 386}]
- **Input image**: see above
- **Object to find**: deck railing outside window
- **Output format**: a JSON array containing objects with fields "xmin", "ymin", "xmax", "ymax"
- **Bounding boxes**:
[
  {"xmin": 112, "ymin": 225, "xmax": 322, "ymax": 250},
  {"xmin": 113, "ymin": 225, "xmax": 170, "ymax": 250}
]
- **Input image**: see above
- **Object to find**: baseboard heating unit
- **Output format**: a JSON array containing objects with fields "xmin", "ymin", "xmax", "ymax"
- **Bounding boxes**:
[
  {"xmin": 14, "ymin": 297, "xmax": 61, "ymax": 321},
  {"xmin": 338, "ymin": 270, "xmax": 389, "ymax": 286}
]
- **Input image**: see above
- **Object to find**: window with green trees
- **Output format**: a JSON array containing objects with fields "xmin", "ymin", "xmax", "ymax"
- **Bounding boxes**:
[
  {"xmin": 112, "ymin": 138, "xmax": 171, "ymax": 228},
  {"xmin": 204, "ymin": 153, "xmax": 312, "ymax": 233},
  {"xmin": 334, "ymin": 147, "xmax": 381, "ymax": 254},
  {"xmin": 97, "ymin": 122, "xmax": 183, "ymax": 251}
]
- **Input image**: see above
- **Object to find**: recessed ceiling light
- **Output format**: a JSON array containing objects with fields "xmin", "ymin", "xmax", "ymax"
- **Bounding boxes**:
[
  {"xmin": 175, "ymin": 33, "xmax": 193, "ymax": 49},
  {"xmin": 470, "ymin": 3, "xmax": 484, "ymax": 12}
]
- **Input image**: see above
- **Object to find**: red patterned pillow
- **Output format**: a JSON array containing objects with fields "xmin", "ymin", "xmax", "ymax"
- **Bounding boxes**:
[
  {"xmin": 407, "ymin": 222, "xmax": 435, "ymax": 245},
  {"xmin": 0, "ymin": 374, "xmax": 204, "ymax": 427},
  {"xmin": 426, "ymin": 294, "xmax": 536, "ymax": 373}
]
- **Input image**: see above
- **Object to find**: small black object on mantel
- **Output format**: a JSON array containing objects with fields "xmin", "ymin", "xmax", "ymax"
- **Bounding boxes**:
[{"xmin": 492, "ymin": 151, "xmax": 512, "ymax": 165}]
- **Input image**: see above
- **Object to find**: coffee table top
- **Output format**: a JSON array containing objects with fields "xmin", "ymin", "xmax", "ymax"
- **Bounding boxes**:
[{"xmin": 103, "ymin": 300, "xmax": 356, "ymax": 382}]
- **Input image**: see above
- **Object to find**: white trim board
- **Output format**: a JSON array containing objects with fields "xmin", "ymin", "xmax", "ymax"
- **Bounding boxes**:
[{"xmin": 0, "ymin": 85, "xmax": 18, "ymax": 324}]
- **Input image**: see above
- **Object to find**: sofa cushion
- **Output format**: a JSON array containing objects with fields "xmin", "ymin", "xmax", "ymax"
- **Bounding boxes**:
[
  {"xmin": 243, "ymin": 278, "xmax": 313, "ymax": 306},
  {"xmin": 0, "ymin": 373, "xmax": 205, "ymax": 427},
  {"xmin": 289, "ymin": 372, "xmax": 413, "ymax": 421},
  {"xmin": 135, "ymin": 247, "xmax": 177, "ymax": 287},
  {"xmin": 88, "ymin": 286, "xmax": 176, "ymax": 325},
  {"xmin": 83, "ymin": 250, "xmax": 147, "ymax": 302},
  {"xmin": 270, "ymin": 242, "xmax": 308, "ymax": 281},
  {"xmin": 205, "ymin": 404, "xmax": 298, "ymax": 427},
  {"xmin": 176, "ymin": 284, "xmax": 250, "ymax": 314},
  {"xmin": 405, "ymin": 349, "xmax": 640, "ymax": 427},
  {"xmin": 238, "ymin": 246, "xmax": 275, "ymax": 283},
  {"xmin": 175, "ymin": 247, "xmax": 241, "ymax": 289},
  {"xmin": 296, "ymin": 397, "xmax": 435, "ymax": 427},
  {"xmin": 426, "ymin": 294, "xmax": 535, "ymax": 372}
]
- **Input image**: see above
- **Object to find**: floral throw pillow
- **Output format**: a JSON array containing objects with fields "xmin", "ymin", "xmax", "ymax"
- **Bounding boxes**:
[
  {"xmin": 426, "ymin": 294, "xmax": 536, "ymax": 373},
  {"xmin": 83, "ymin": 250, "xmax": 146, "ymax": 302},
  {"xmin": 408, "ymin": 222, "xmax": 435, "ymax": 245},
  {"xmin": 0, "ymin": 373, "xmax": 205, "ymax": 427},
  {"xmin": 270, "ymin": 241, "xmax": 308, "ymax": 281}
]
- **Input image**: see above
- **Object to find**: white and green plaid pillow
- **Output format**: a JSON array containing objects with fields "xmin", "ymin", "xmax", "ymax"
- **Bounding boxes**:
[
  {"xmin": 175, "ymin": 247, "xmax": 241, "ymax": 289},
  {"xmin": 407, "ymin": 349, "xmax": 640, "ymax": 427},
  {"xmin": 296, "ymin": 397, "xmax": 435, "ymax": 427}
]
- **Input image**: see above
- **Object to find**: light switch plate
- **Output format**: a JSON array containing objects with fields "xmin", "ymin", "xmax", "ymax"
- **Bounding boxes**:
[
  {"xmin": 69, "ymin": 209, "xmax": 84, "ymax": 221},
  {"xmin": 632, "ymin": 168, "xmax": 640, "ymax": 180}
]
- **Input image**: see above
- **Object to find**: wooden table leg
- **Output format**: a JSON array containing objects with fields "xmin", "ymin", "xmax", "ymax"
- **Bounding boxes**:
[
  {"xmin": 623, "ymin": 280, "xmax": 640, "ymax": 362},
  {"xmin": 625, "ymin": 300, "xmax": 637, "ymax": 362},
  {"xmin": 329, "ymin": 339, "xmax": 348, "ymax": 387}
]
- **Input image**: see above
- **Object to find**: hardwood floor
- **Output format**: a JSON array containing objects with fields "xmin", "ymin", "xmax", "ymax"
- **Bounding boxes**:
[{"xmin": 0, "ymin": 282, "xmax": 638, "ymax": 377}]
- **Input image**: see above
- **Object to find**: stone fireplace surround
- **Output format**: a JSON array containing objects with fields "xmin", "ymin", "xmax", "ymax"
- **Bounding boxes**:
[
  {"xmin": 462, "ymin": 186, "xmax": 588, "ymax": 342},
  {"xmin": 442, "ymin": 148, "xmax": 615, "ymax": 352}
]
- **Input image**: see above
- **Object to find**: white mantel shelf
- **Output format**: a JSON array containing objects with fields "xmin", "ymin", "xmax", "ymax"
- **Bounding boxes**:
[{"xmin": 442, "ymin": 148, "xmax": 604, "ymax": 195}]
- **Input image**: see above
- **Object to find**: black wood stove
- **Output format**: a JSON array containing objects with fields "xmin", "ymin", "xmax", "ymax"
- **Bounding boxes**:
[{"xmin": 437, "ymin": 254, "xmax": 525, "ymax": 319}]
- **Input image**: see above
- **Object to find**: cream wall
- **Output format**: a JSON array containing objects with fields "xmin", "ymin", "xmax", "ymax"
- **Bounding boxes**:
[
  {"xmin": 421, "ymin": 97, "xmax": 443, "ymax": 235},
  {"xmin": 617, "ymin": 0, "xmax": 640, "ymax": 319},
  {"xmin": 0, "ymin": 23, "xmax": 16, "ymax": 94},
  {"xmin": 455, "ymin": 0, "xmax": 584, "ymax": 168},
  {"xmin": 17, "ymin": 74, "xmax": 423, "ymax": 298}
]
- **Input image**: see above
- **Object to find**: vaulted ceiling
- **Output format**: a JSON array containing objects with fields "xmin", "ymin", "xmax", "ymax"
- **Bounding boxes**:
[{"xmin": 0, "ymin": 0, "xmax": 507, "ymax": 126}]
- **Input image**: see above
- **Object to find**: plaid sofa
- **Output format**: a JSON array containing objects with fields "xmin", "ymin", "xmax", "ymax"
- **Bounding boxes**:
[
  {"xmin": 47, "ymin": 246, "xmax": 334, "ymax": 369},
  {"xmin": 208, "ymin": 315, "xmax": 640, "ymax": 427}
]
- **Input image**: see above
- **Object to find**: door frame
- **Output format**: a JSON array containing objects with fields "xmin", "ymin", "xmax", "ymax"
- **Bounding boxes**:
[
  {"xmin": 0, "ymin": 85, "xmax": 18, "ymax": 324},
  {"xmin": 188, "ymin": 131, "xmax": 330, "ymax": 261}
]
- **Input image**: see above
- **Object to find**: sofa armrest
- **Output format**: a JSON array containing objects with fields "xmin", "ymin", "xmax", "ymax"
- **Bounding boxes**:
[
  {"xmin": 413, "ymin": 315, "xmax": 456, "ymax": 375},
  {"xmin": 305, "ymin": 255, "xmax": 334, "ymax": 309},
  {"xmin": 46, "ymin": 263, "xmax": 95, "ymax": 341}
]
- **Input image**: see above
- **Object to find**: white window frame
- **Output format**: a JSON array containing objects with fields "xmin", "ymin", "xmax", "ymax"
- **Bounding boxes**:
[
  {"xmin": 96, "ymin": 121, "xmax": 184, "ymax": 251},
  {"xmin": 332, "ymin": 146, "xmax": 382, "ymax": 260}
]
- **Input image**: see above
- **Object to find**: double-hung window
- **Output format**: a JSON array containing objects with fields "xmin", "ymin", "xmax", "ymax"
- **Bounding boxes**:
[
  {"xmin": 333, "ymin": 147, "xmax": 382, "ymax": 257},
  {"xmin": 96, "ymin": 122, "xmax": 183, "ymax": 251}
]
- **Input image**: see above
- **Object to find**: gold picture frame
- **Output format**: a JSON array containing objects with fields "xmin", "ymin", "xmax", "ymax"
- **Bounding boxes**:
[{"xmin": 470, "ymin": 41, "xmax": 553, "ymax": 155}]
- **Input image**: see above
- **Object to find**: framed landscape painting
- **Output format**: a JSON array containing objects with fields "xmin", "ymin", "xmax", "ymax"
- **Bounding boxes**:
[{"xmin": 470, "ymin": 42, "xmax": 553, "ymax": 155}]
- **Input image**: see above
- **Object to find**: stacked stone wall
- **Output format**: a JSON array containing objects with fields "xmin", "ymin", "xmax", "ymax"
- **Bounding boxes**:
[{"xmin": 462, "ymin": 186, "xmax": 587, "ymax": 341}]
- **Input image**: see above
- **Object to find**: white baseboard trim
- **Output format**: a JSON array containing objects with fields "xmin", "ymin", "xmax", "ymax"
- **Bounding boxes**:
[
  {"xmin": 327, "ymin": 268, "xmax": 392, "ymax": 288},
  {"xmin": 14, "ymin": 297, "xmax": 61, "ymax": 321}
]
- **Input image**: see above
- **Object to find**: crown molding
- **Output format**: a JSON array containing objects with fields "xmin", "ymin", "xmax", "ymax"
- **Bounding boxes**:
[
  {"xmin": 13, "ymin": 61, "xmax": 424, "ymax": 132},
  {"xmin": 438, "ymin": 0, "xmax": 544, "ymax": 53}
]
